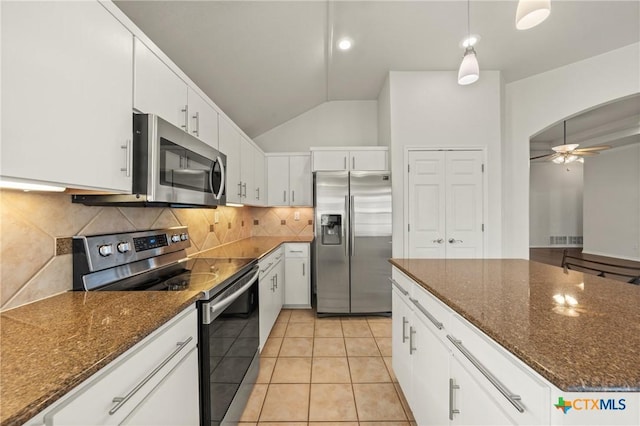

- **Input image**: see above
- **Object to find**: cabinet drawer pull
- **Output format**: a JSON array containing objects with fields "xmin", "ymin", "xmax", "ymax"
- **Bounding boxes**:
[
  {"xmin": 409, "ymin": 326, "xmax": 416, "ymax": 354},
  {"xmin": 256, "ymin": 187, "xmax": 260, "ymax": 200},
  {"xmin": 283, "ymin": 190, "xmax": 287, "ymax": 202},
  {"xmin": 237, "ymin": 182, "xmax": 242, "ymax": 197},
  {"xmin": 449, "ymin": 378, "xmax": 460, "ymax": 420},
  {"xmin": 352, "ymin": 156, "xmax": 355, "ymax": 170},
  {"xmin": 192, "ymin": 111, "xmax": 200, "ymax": 136},
  {"xmin": 446, "ymin": 335, "xmax": 525, "ymax": 413},
  {"xmin": 302, "ymin": 263, "xmax": 305, "ymax": 276},
  {"xmin": 402, "ymin": 316, "xmax": 408, "ymax": 343},
  {"xmin": 109, "ymin": 336, "xmax": 193, "ymax": 415},
  {"xmin": 291, "ymin": 190, "xmax": 295, "ymax": 203},
  {"xmin": 288, "ymin": 250, "xmax": 304, "ymax": 253},
  {"xmin": 410, "ymin": 297, "xmax": 443, "ymax": 330},
  {"xmin": 389, "ymin": 278, "xmax": 409, "ymax": 296},
  {"xmin": 242, "ymin": 182, "xmax": 247, "ymax": 198},
  {"xmin": 181, "ymin": 105, "xmax": 188, "ymax": 130},
  {"xmin": 120, "ymin": 140, "xmax": 131, "ymax": 177}
]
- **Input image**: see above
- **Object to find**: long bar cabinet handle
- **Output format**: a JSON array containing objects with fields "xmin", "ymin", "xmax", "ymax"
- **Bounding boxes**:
[
  {"xmin": 110, "ymin": 337, "xmax": 193, "ymax": 415},
  {"xmin": 410, "ymin": 297, "xmax": 443, "ymax": 330},
  {"xmin": 389, "ymin": 278, "xmax": 409, "ymax": 296},
  {"xmin": 446, "ymin": 335, "xmax": 525, "ymax": 413}
]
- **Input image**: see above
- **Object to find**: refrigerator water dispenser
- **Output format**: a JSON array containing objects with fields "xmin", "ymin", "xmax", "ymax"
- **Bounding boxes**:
[{"xmin": 320, "ymin": 214, "xmax": 342, "ymax": 245}]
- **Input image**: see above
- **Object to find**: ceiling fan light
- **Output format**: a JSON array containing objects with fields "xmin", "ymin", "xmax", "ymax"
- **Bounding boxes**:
[
  {"xmin": 516, "ymin": 0, "xmax": 551, "ymax": 30},
  {"xmin": 552, "ymin": 156, "xmax": 564, "ymax": 164},
  {"xmin": 552, "ymin": 143, "xmax": 579, "ymax": 153},
  {"xmin": 565, "ymin": 154, "xmax": 579, "ymax": 163},
  {"xmin": 458, "ymin": 47, "xmax": 479, "ymax": 85}
]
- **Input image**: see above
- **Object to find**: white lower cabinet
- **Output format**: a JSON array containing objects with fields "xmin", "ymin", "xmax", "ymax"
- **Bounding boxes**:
[
  {"xmin": 449, "ymin": 353, "xmax": 516, "ymax": 426},
  {"xmin": 259, "ymin": 247, "xmax": 284, "ymax": 349},
  {"xmin": 284, "ymin": 243, "xmax": 310, "ymax": 308},
  {"xmin": 27, "ymin": 306, "xmax": 199, "ymax": 426},
  {"xmin": 392, "ymin": 267, "xmax": 550, "ymax": 426}
]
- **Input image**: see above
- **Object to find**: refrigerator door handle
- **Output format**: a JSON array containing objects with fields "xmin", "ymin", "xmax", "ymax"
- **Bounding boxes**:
[
  {"xmin": 350, "ymin": 195, "xmax": 355, "ymax": 256},
  {"xmin": 344, "ymin": 195, "xmax": 349, "ymax": 257}
]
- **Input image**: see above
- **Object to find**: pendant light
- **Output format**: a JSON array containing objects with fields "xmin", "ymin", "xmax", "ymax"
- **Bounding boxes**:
[
  {"xmin": 458, "ymin": 0, "xmax": 479, "ymax": 85},
  {"xmin": 516, "ymin": 0, "xmax": 551, "ymax": 30}
]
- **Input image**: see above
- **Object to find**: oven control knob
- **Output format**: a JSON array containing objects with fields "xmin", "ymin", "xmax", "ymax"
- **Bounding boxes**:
[
  {"xmin": 180, "ymin": 233, "xmax": 188, "ymax": 241},
  {"xmin": 98, "ymin": 244, "xmax": 113, "ymax": 257},
  {"xmin": 117, "ymin": 242, "xmax": 131, "ymax": 253},
  {"xmin": 171, "ymin": 234, "xmax": 181, "ymax": 243}
]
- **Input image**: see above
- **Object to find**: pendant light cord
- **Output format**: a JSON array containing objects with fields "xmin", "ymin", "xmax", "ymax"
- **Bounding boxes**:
[{"xmin": 467, "ymin": 0, "xmax": 471, "ymax": 39}]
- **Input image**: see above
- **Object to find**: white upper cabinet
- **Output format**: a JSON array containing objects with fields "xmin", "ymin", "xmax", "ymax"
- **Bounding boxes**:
[
  {"xmin": 240, "ymin": 137, "xmax": 255, "ymax": 203},
  {"xmin": 1, "ymin": 1, "xmax": 134, "ymax": 192},
  {"xmin": 253, "ymin": 147, "xmax": 266, "ymax": 206},
  {"xmin": 134, "ymin": 39, "xmax": 219, "ymax": 149},
  {"xmin": 134, "ymin": 38, "xmax": 188, "ymax": 131},
  {"xmin": 311, "ymin": 148, "xmax": 388, "ymax": 172},
  {"xmin": 266, "ymin": 154, "xmax": 312, "ymax": 207},
  {"xmin": 289, "ymin": 155, "xmax": 312, "ymax": 206},
  {"xmin": 219, "ymin": 117, "xmax": 242, "ymax": 204},
  {"xmin": 187, "ymin": 87, "xmax": 218, "ymax": 149}
]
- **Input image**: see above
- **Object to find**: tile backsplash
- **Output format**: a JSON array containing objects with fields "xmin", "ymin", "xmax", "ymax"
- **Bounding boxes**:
[{"xmin": 0, "ymin": 190, "xmax": 313, "ymax": 311}]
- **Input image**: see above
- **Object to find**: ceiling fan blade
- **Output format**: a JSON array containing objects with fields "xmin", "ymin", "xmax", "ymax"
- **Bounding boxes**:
[
  {"xmin": 574, "ymin": 151, "xmax": 599, "ymax": 156},
  {"xmin": 573, "ymin": 145, "xmax": 611, "ymax": 152},
  {"xmin": 530, "ymin": 153, "xmax": 554, "ymax": 160}
]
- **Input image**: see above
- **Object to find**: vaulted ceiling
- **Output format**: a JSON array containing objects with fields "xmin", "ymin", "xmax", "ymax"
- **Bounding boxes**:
[{"xmin": 114, "ymin": 1, "xmax": 640, "ymax": 139}]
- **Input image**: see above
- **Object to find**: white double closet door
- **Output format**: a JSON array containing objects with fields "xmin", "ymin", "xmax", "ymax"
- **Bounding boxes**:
[{"xmin": 407, "ymin": 150, "xmax": 484, "ymax": 258}]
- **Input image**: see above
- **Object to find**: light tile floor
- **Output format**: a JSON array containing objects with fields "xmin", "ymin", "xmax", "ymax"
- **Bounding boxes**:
[{"xmin": 240, "ymin": 309, "xmax": 416, "ymax": 426}]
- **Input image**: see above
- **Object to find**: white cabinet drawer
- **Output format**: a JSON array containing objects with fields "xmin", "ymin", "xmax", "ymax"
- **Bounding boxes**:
[
  {"xmin": 42, "ymin": 307, "xmax": 198, "ymax": 425},
  {"xmin": 411, "ymin": 283, "xmax": 452, "ymax": 333},
  {"xmin": 259, "ymin": 247, "xmax": 284, "ymax": 278},
  {"xmin": 285, "ymin": 243, "xmax": 309, "ymax": 258},
  {"xmin": 391, "ymin": 268, "xmax": 414, "ymax": 299},
  {"xmin": 447, "ymin": 314, "xmax": 550, "ymax": 425}
]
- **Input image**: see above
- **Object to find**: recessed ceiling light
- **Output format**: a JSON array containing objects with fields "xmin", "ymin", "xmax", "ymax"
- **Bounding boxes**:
[
  {"xmin": 460, "ymin": 35, "xmax": 480, "ymax": 48},
  {"xmin": 337, "ymin": 38, "xmax": 352, "ymax": 51}
]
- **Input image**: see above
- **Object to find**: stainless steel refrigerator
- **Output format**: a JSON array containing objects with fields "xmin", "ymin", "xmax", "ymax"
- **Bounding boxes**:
[{"xmin": 314, "ymin": 171, "xmax": 392, "ymax": 314}]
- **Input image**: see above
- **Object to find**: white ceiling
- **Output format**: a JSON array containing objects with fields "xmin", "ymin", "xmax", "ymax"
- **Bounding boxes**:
[{"xmin": 113, "ymin": 1, "xmax": 640, "ymax": 139}]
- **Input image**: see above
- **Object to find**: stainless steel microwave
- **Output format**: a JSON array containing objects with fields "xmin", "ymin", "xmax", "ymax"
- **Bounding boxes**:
[{"xmin": 74, "ymin": 114, "xmax": 226, "ymax": 208}]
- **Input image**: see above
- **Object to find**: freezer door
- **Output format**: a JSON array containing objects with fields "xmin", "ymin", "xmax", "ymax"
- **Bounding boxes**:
[
  {"xmin": 314, "ymin": 172, "xmax": 350, "ymax": 313},
  {"xmin": 350, "ymin": 171, "xmax": 392, "ymax": 313}
]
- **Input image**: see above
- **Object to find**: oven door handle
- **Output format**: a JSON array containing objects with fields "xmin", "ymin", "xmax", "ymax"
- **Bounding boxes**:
[{"xmin": 202, "ymin": 267, "xmax": 259, "ymax": 324}]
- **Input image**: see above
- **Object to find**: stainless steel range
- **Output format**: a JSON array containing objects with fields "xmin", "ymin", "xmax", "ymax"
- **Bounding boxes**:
[{"xmin": 73, "ymin": 227, "xmax": 260, "ymax": 426}]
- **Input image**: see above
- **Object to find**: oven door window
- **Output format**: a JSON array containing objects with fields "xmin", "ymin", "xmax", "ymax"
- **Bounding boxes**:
[
  {"xmin": 160, "ymin": 138, "xmax": 214, "ymax": 193},
  {"xmin": 208, "ymin": 282, "xmax": 259, "ymax": 424}
]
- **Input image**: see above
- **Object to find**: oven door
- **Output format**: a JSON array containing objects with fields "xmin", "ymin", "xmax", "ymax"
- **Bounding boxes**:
[
  {"xmin": 199, "ymin": 266, "xmax": 259, "ymax": 426},
  {"xmin": 145, "ymin": 114, "xmax": 226, "ymax": 206}
]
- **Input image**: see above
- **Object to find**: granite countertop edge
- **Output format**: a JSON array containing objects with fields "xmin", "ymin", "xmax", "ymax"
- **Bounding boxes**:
[
  {"xmin": 389, "ymin": 258, "xmax": 640, "ymax": 393},
  {"xmin": 1, "ymin": 237, "xmax": 312, "ymax": 426}
]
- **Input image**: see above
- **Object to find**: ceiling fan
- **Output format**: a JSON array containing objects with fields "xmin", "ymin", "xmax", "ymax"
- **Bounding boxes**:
[{"xmin": 530, "ymin": 120, "xmax": 611, "ymax": 164}]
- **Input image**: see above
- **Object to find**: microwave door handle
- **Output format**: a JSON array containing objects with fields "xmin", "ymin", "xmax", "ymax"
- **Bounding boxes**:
[{"xmin": 213, "ymin": 156, "xmax": 225, "ymax": 200}]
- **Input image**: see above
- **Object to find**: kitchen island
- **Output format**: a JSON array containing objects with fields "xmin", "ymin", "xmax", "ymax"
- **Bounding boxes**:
[
  {"xmin": 0, "ymin": 236, "xmax": 312, "ymax": 426},
  {"xmin": 390, "ymin": 258, "xmax": 639, "ymax": 425}
]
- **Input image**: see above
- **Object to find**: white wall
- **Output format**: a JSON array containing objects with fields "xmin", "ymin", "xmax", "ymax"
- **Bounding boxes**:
[
  {"xmin": 254, "ymin": 100, "xmax": 378, "ymax": 152},
  {"xmin": 503, "ymin": 43, "xmax": 640, "ymax": 258},
  {"xmin": 384, "ymin": 71, "xmax": 503, "ymax": 258},
  {"xmin": 583, "ymin": 144, "xmax": 640, "ymax": 261},
  {"xmin": 529, "ymin": 161, "xmax": 583, "ymax": 247}
]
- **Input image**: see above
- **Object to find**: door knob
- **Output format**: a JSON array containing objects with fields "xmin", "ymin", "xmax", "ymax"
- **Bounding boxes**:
[
  {"xmin": 448, "ymin": 238, "xmax": 463, "ymax": 244},
  {"xmin": 432, "ymin": 238, "xmax": 444, "ymax": 244}
]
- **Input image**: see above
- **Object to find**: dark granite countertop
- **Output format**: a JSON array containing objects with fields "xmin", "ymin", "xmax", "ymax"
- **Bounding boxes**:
[
  {"xmin": 389, "ymin": 258, "xmax": 640, "ymax": 392},
  {"xmin": 0, "ymin": 236, "xmax": 312, "ymax": 426}
]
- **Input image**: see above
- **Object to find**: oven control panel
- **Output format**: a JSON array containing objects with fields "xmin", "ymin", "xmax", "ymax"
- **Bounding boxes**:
[{"xmin": 74, "ymin": 226, "xmax": 191, "ymax": 273}]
